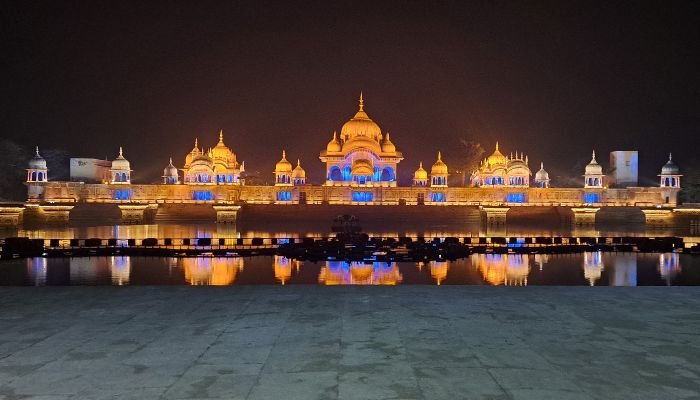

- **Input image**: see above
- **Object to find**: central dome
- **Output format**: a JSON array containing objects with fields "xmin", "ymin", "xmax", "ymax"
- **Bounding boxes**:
[{"xmin": 340, "ymin": 93, "xmax": 381, "ymax": 141}]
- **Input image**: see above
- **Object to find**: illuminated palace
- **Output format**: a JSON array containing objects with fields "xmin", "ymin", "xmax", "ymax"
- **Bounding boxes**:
[{"xmin": 10, "ymin": 93, "xmax": 689, "ymax": 227}]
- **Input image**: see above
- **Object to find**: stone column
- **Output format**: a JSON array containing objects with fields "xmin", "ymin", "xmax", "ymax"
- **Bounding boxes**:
[
  {"xmin": 117, "ymin": 205, "xmax": 149, "ymax": 224},
  {"xmin": 480, "ymin": 206, "xmax": 510, "ymax": 225},
  {"xmin": 0, "ymin": 206, "xmax": 25, "ymax": 227},
  {"xmin": 213, "ymin": 205, "xmax": 241, "ymax": 223},
  {"xmin": 570, "ymin": 207, "xmax": 600, "ymax": 226},
  {"xmin": 41, "ymin": 205, "xmax": 74, "ymax": 225},
  {"xmin": 641, "ymin": 209, "xmax": 673, "ymax": 228}
]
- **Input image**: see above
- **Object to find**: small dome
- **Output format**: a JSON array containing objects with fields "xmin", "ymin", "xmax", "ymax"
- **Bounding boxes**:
[
  {"xmin": 431, "ymin": 151, "xmax": 448, "ymax": 175},
  {"xmin": 163, "ymin": 157, "xmax": 178, "ymax": 178},
  {"xmin": 111, "ymin": 147, "xmax": 131, "ymax": 171},
  {"xmin": 535, "ymin": 162, "xmax": 549, "ymax": 181},
  {"xmin": 340, "ymin": 92, "xmax": 382, "ymax": 141},
  {"xmin": 507, "ymin": 156, "xmax": 530, "ymax": 173},
  {"xmin": 28, "ymin": 146, "xmax": 47, "ymax": 169},
  {"xmin": 275, "ymin": 150, "xmax": 293, "ymax": 173},
  {"xmin": 414, "ymin": 162, "xmax": 428, "ymax": 181},
  {"xmin": 381, "ymin": 132, "xmax": 396, "ymax": 153},
  {"xmin": 351, "ymin": 159, "xmax": 373, "ymax": 176},
  {"xmin": 292, "ymin": 159, "xmax": 306, "ymax": 179},
  {"xmin": 326, "ymin": 131, "xmax": 341, "ymax": 152},
  {"xmin": 184, "ymin": 138, "xmax": 201, "ymax": 167},
  {"xmin": 190, "ymin": 149, "xmax": 213, "ymax": 167},
  {"xmin": 661, "ymin": 153, "xmax": 680, "ymax": 175},
  {"xmin": 211, "ymin": 130, "xmax": 237, "ymax": 163},
  {"xmin": 585, "ymin": 150, "xmax": 603, "ymax": 175}
]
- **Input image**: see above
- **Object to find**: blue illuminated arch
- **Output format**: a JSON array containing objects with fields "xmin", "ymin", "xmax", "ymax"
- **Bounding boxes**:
[{"xmin": 381, "ymin": 166, "xmax": 395, "ymax": 182}]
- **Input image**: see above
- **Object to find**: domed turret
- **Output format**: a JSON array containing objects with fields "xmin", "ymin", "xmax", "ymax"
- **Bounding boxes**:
[
  {"xmin": 413, "ymin": 161, "xmax": 428, "ymax": 186},
  {"xmin": 585, "ymin": 150, "xmax": 603, "ymax": 175},
  {"xmin": 326, "ymin": 131, "xmax": 341, "ymax": 152},
  {"xmin": 184, "ymin": 138, "xmax": 200, "ymax": 169},
  {"xmin": 163, "ymin": 157, "xmax": 179, "ymax": 184},
  {"xmin": 111, "ymin": 147, "xmax": 131, "ymax": 184},
  {"xmin": 28, "ymin": 146, "xmax": 47, "ymax": 170},
  {"xmin": 26, "ymin": 146, "xmax": 48, "ymax": 184},
  {"xmin": 340, "ymin": 92, "xmax": 382, "ymax": 141},
  {"xmin": 485, "ymin": 142, "xmax": 507, "ymax": 168},
  {"xmin": 534, "ymin": 162, "xmax": 550, "ymax": 188},
  {"xmin": 275, "ymin": 150, "xmax": 293, "ymax": 185},
  {"xmin": 584, "ymin": 150, "xmax": 604, "ymax": 188},
  {"xmin": 381, "ymin": 132, "xmax": 396, "ymax": 153},
  {"xmin": 661, "ymin": 153, "xmax": 680, "ymax": 175},
  {"xmin": 431, "ymin": 151, "xmax": 448, "ymax": 187},
  {"xmin": 292, "ymin": 159, "xmax": 306, "ymax": 185}
]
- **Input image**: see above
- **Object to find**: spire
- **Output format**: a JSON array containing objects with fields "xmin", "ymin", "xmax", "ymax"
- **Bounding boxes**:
[
  {"xmin": 437, "ymin": 151, "xmax": 442, "ymax": 161},
  {"xmin": 119, "ymin": 147, "xmax": 123, "ymax": 157},
  {"xmin": 297, "ymin": 159, "xmax": 301, "ymax": 167},
  {"xmin": 496, "ymin": 141, "xmax": 499, "ymax": 152},
  {"xmin": 359, "ymin": 91, "xmax": 364, "ymax": 112},
  {"xmin": 333, "ymin": 131, "xmax": 337, "ymax": 140},
  {"xmin": 218, "ymin": 129, "xmax": 224, "ymax": 143},
  {"xmin": 240, "ymin": 161, "xmax": 245, "ymax": 172},
  {"xmin": 282, "ymin": 150, "xmax": 287, "ymax": 160},
  {"xmin": 385, "ymin": 132, "xmax": 390, "ymax": 141},
  {"xmin": 525, "ymin": 155, "xmax": 528, "ymax": 164},
  {"xmin": 669, "ymin": 152, "xmax": 673, "ymax": 161},
  {"xmin": 592, "ymin": 149, "xmax": 596, "ymax": 161},
  {"xmin": 419, "ymin": 161, "xmax": 423, "ymax": 168},
  {"xmin": 169, "ymin": 157, "xmax": 173, "ymax": 165},
  {"xmin": 541, "ymin": 162, "xmax": 544, "ymax": 169},
  {"xmin": 35, "ymin": 146, "xmax": 40, "ymax": 156}
]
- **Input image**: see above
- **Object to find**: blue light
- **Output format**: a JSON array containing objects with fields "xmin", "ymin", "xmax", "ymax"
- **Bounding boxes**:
[
  {"xmin": 507, "ymin": 193, "xmax": 526, "ymax": 203},
  {"xmin": 584, "ymin": 193, "xmax": 599, "ymax": 203}
]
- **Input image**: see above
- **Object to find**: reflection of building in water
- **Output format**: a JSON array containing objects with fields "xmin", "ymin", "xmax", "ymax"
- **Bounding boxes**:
[
  {"xmin": 429, "ymin": 261, "xmax": 448, "ymax": 285},
  {"xmin": 26, "ymin": 257, "xmax": 47, "ymax": 286},
  {"xmin": 110, "ymin": 256, "xmax": 130, "ymax": 286},
  {"xmin": 658, "ymin": 253, "xmax": 681, "ymax": 285},
  {"xmin": 319, "ymin": 261, "xmax": 401, "ymax": 285},
  {"xmin": 71, "ymin": 257, "xmax": 110, "ymax": 284},
  {"xmin": 182, "ymin": 257, "xmax": 244, "ymax": 285},
  {"xmin": 533, "ymin": 254, "xmax": 550, "ymax": 272},
  {"xmin": 471, "ymin": 254, "xmax": 530, "ymax": 286},
  {"xmin": 611, "ymin": 254, "xmax": 637, "ymax": 287},
  {"xmin": 273, "ymin": 256, "xmax": 302, "ymax": 285},
  {"xmin": 583, "ymin": 251, "xmax": 604, "ymax": 286}
]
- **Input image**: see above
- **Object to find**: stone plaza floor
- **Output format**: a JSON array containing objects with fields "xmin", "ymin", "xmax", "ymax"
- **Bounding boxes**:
[{"xmin": 0, "ymin": 286, "xmax": 699, "ymax": 400}]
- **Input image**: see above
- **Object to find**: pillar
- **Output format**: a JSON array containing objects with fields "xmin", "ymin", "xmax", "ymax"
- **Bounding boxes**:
[
  {"xmin": 0, "ymin": 206, "xmax": 24, "ymax": 227},
  {"xmin": 117, "ymin": 205, "xmax": 149, "ymax": 224},
  {"xmin": 41, "ymin": 205, "xmax": 74, "ymax": 225},
  {"xmin": 481, "ymin": 206, "xmax": 510, "ymax": 226},
  {"xmin": 213, "ymin": 205, "xmax": 241, "ymax": 223},
  {"xmin": 570, "ymin": 207, "xmax": 600, "ymax": 226},
  {"xmin": 642, "ymin": 209, "xmax": 673, "ymax": 228}
]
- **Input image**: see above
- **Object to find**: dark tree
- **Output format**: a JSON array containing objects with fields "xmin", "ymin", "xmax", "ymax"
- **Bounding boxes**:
[{"xmin": 443, "ymin": 139, "xmax": 485, "ymax": 186}]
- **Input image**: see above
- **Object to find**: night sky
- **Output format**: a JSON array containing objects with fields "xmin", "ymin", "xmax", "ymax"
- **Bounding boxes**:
[{"xmin": 2, "ymin": 1, "xmax": 699, "ymax": 185}]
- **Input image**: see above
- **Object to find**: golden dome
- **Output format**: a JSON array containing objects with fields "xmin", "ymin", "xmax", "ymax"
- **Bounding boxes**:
[
  {"xmin": 431, "ymin": 151, "xmax": 448, "ymax": 175},
  {"xmin": 340, "ymin": 92, "xmax": 381, "ymax": 141},
  {"xmin": 275, "ymin": 150, "xmax": 293, "ymax": 173},
  {"xmin": 342, "ymin": 134, "xmax": 382, "ymax": 154},
  {"xmin": 211, "ymin": 130, "xmax": 237, "ymax": 163},
  {"xmin": 485, "ymin": 142, "xmax": 507, "ymax": 168},
  {"xmin": 184, "ymin": 138, "xmax": 201, "ymax": 168},
  {"xmin": 292, "ymin": 159, "xmax": 306, "ymax": 179},
  {"xmin": 351, "ymin": 159, "xmax": 373, "ymax": 176},
  {"xmin": 381, "ymin": 132, "xmax": 396, "ymax": 153},
  {"xmin": 326, "ymin": 131, "xmax": 341, "ymax": 152},
  {"xmin": 414, "ymin": 161, "xmax": 428, "ymax": 180}
]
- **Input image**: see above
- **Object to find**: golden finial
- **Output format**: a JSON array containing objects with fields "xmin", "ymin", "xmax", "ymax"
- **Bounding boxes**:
[
  {"xmin": 194, "ymin": 138, "xmax": 198, "ymax": 148},
  {"xmin": 282, "ymin": 150, "xmax": 286, "ymax": 159},
  {"xmin": 437, "ymin": 151, "xmax": 442, "ymax": 161},
  {"xmin": 218, "ymin": 129, "xmax": 224, "ymax": 143},
  {"xmin": 359, "ymin": 91, "xmax": 364, "ymax": 112},
  {"xmin": 297, "ymin": 159, "xmax": 301, "ymax": 167},
  {"xmin": 541, "ymin": 161, "xmax": 544, "ymax": 169},
  {"xmin": 495, "ymin": 141, "xmax": 499, "ymax": 151},
  {"xmin": 169, "ymin": 157, "xmax": 173, "ymax": 165},
  {"xmin": 119, "ymin": 146, "xmax": 123, "ymax": 157},
  {"xmin": 592, "ymin": 149, "xmax": 596, "ymax": 161},
  {"xmin": 419, "ymin": 161, "xmax": 423, "ymax": 168},
  {"xmin": 333, "ymin": 131, "xmax": 337, "ymax": 140}
]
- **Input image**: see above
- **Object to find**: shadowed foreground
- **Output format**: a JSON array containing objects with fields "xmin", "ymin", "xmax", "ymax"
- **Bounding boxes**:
[{"xmin": 0, "ymin": 287, "xmax": 699, "ymax": 400}]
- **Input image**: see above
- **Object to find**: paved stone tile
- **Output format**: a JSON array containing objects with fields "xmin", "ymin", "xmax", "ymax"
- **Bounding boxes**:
[
  {"xmin": 414, "ymin": 367, "xmax": 507, "ymax": 400},
  {"xmin": 162, "ymin": 366, "xmax": 257, "ymax": 399},
  {"xmin": 247, "ymin": 371, "xmax": 338, "ymax": 400},
  {"xmin": 488, "ymin": 367, "xmax": 582, "ymax": 391},
  {"xmin": 507, "ymin": 388, "xmax": 595, "ymax": 400}
]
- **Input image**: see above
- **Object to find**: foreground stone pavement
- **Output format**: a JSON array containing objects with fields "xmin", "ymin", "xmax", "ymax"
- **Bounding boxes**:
[{"xmin": 0, "ymin": 287, "xmax": 699, "ymax": 400}]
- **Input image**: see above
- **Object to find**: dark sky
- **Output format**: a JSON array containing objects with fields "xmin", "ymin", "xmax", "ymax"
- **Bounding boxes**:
[{"xmin": 2, "ymin": 0, "xmax": 699, "ymax": 185}]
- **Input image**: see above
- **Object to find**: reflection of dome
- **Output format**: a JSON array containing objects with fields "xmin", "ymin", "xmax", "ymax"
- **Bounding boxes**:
[
  {"xmin": 28, "ymin": 146, "xmax": 47, "ymax": 169},
  {"xmin": 381, "ymin": 132, "xmax": 396, "ymax": 153},
  {"xmin": 352, "ymin": 159, "xmax": 373, "ymax": 175},
  {"xmin": 340, "ymin": 92, "xmax": 381, "ymax": 141},
  {"xmin": 275, "ymin": 150, "xmax": 293, "ymax": 173},
  {"xmin": 292, "ymin": 159, "xmax": 306, "ymax": 180},
  {"xmin": 414, "ymin": 162, "xmax": 428, "ymax": 181},
  {"xmin": 485, "ymin": 142, "xmax": 507, "ymax": 167},
  {"xmin": 163, "ymin": 157, "xmax": 178, "ymax": 178},
  {"xmin": 660, "ymin": 153, "xmax": 680, "ymax": 175},
  {"xmin": 535, "ymin": 162, "xmax": 549, "ymax": 181},
  {"xmin": 326, "ymin": 131, "xmax": 341, "ymax": 152},
  {"xmin": 431, "ymin": 152, "xmax": 448, "ymax": 175},
  {"xmin": 585, "ymin": 150, "xmax": 603, "ymax": 175},
  {"xmin": 182, "ymin": 257, "xmax": 243, "ymax": 286},
  {"xmin": 111, "ymin": 147, "xmax": 131, "ymax": 171}
]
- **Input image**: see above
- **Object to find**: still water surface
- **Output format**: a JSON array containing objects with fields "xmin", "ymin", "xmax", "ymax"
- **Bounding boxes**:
[{"xmin": 1, "ymin": 252, "xmax": 697, "ymax": 286}]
